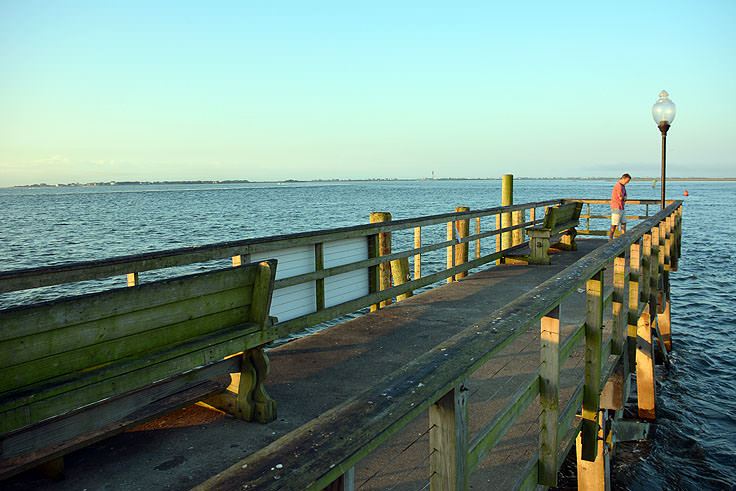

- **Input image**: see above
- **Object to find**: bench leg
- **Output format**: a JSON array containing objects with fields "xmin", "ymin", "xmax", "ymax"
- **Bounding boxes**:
[
  {"xmin": 558, "ymin": 228, "xmax": 578, "ymax": 251},
  {"xmin": 205, "ymin": 347, "xmax": 277, "ymax": 423},
  {"xmin": 529, "ymin": 236, "xmax": 551, "ymax": 265},
  {"xmin": 242, "ymin": 347, "xmax": 277, "ymax": 423}
]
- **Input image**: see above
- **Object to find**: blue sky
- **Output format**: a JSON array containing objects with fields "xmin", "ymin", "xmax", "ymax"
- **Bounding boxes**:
[{"xmin": 1, "ymin": 1, "xmax": 734, "ymax": 186}]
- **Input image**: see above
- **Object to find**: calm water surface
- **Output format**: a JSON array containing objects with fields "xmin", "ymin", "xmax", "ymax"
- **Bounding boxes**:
[{"xmin": 1, "ymin": 179, "xmax": 734, "ymax": 489}]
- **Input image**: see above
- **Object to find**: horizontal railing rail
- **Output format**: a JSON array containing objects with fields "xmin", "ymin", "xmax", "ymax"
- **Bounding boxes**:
[
  {"xmin": 197, "ymin": 200, "xmax": 682, "ymax": 490},
  {"xmin": 0, "ymin": 199, "xmax": 560, "ymax": 295},
  {"xmin": 565, "ymin": 198, "xmax": 679, "ymax": 236}
]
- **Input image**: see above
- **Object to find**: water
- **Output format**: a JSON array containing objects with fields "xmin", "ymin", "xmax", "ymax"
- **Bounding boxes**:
[{"xmin": 1, "ymin": 179, "xmax": 734, "ymax": 489}]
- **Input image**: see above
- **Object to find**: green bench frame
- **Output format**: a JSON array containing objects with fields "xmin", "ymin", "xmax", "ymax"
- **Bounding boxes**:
[
  {"xmin": 0, "ymin": 259, "xmax": 277, "ymax": 480},
  {"xmin": 525, "ymin": 202, "xmax": 583, "ymax": 264}
]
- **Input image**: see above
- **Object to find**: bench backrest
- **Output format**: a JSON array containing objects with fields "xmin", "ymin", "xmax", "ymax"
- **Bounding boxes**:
[
  {"xmin": 0, "ymin": 260, "xmax": 276, "ymax": 429},
  {"xmin": 542, "ymin": 202, "xmax": 583, "ymax": 230}
]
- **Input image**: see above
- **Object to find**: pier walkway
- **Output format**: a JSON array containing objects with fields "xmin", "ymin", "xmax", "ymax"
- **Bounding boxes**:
[
  {"xmin": 1, "ymin": 194, "xmax": 682, "ymax": 490},
  {"xmin": 8, "ymin": 239, "xmax": 603, "ymax": 490}
]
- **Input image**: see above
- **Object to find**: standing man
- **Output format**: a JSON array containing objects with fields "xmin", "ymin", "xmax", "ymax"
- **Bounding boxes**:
[{"xmin": 609, "ymin": 173, "xmax": 631, "ymax": 239}]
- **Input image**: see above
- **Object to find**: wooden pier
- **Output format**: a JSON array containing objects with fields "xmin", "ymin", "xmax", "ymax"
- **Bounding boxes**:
[{"xmin": 0, "ymin": 186, "xmax": 682, "ymax": 490}]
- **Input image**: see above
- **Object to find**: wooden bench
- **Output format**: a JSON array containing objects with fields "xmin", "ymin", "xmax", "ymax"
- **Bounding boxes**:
[
  {"xmin": 0, "ymin": 259, "xmax": 278, "ymax": 480},
  {"xmin": 525, "ymin": 202, "xmax": 583, "ymax": 264}
]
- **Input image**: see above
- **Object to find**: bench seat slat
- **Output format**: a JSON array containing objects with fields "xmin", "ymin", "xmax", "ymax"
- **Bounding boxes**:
[
  {"xmin": 1, "ymin": 284, "xmax": 254, "ymax": 374},
  {"xmin": 0, "ymin": 304, "xmax": 253, "ymax": 392},
  {"xmin": 0, "ymin": 266, "xmax": 258, "ymax": 342},
  {"xmin": 0, "ymin": 320, "xmax": 269, "ymax": 433}
]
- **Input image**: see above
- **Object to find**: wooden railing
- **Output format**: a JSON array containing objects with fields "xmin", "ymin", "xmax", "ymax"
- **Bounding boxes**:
[
  {"xmin": 1, "ymin": 200, "xmax": 563, "ymax": 342},
  {"xmin": 195, "ymin": 201, "xmax": 683, "ymax": 490},
  {"xmin": 567, "ymin": 198, "xmax": 678, "ymax": 236}
]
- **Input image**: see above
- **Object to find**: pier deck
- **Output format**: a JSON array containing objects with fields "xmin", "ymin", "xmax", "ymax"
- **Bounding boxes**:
[{"xmin": 5, "ymin": 239, "xmax": 609, "ymax": 490}]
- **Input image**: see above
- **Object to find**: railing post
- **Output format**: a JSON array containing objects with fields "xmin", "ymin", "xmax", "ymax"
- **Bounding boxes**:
[
  {"xmin": 612, "ymin": 253, "xmax": 626, "ymax": 356},
  {"xmin": 447, "ymin": 220, "xmax": 456, "ymax": 283},
  {"xmin": 126, "ymin": 272, "xmax": 139, "ymax": 287},
  {"xmin": 582, "ymin": 269, "xmax": 604, "ymax": 461},
  {"xmin": 475, "ymin": 217, "xmax": 481, "ymax": 260},
  {"xmin": 455, "ymin": 207, "xmax": 470, "ymax": 279},
  {"xmin": 627, "ymin": 240, "xmax": 642, "ymax": 372},
  {"xmin": 322, "ymin": 468, "xmax": 355, "ymax": 491},
  {"xmin": 640, "ymin": 233, "xmax": 652, "ymax": 306},
  {"xmin": 414, "ymin": 226, "xmax": 422, "ymax": 280},
  {"xmin": 650, "ymin": 226, "xmax": 660, "ymax": 315},
  {"xmin": 429, "ymin": 382, "xmax": 469, "ymax": 491},
  {"xmin": 539, "ymin": 305, "xmax": 560, "ymax": 486},
  {"xmin": 495, "ymin": 214, "xmax": 503, "ymax": 265},
  {"xmin": 315, "ymin": 243, "xmax": 325, "ymax": 310}
]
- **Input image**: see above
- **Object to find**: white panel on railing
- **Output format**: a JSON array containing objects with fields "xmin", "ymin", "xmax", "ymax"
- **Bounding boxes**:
[
  {"xmin": 250, "ymin": 246, "xmax": 316, "ymax": 322},
  {"xmin": 324, "ymin": 238, "xmax": 369, "ymax": 308}
]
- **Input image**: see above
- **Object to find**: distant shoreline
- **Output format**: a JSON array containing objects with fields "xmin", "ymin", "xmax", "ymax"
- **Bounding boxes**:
[{"xmin": 8, "ymin": 177, "xmax": 736, "ymax": 188}]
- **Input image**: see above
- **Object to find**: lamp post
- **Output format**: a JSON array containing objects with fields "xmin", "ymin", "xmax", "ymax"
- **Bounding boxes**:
[{"xmin": 652, "ymin": 90, "xmax": 676, "ymax": 209}]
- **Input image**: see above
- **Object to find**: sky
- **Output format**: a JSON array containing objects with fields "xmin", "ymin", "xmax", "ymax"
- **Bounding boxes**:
[{"xmin": 1, "ymin": 1, "xmax": 735, "ymax": 186}]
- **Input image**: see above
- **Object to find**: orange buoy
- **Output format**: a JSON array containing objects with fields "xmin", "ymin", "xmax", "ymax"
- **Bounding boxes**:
[{"xmin": 684, "ymin": 190, "xmax": 689, "ymax": 196}]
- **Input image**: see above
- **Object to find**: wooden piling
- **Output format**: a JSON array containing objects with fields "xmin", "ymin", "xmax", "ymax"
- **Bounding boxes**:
[
  {"xmin": 636, "ymin": 309, "xmax": 656, "ymax": 419},
  {"xmin": 501, "ymin": 174, "xmax": 513, "ymax": 251},
  {"xmin": 369, "ymin": 212, "xmax": 392, "ymax": 310},
  {"xmin": 576, "ymin": 411, "xmax": 609, "ymax": 491},
  {"xmin": 455, "ymin": 207, "xmax": 470, "ymax": 279},
  {"xmin": 512, "ymin": 209, "xmax": 523, "ymax": 246},
  {"xmin": 390, "ymin": 257, "xmax": 413, "ymax": 302}
]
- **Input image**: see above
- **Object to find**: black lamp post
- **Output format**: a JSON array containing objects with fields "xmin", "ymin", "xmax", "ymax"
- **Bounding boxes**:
[{"xmin": 652, "ymin": 90, "xmax": 676, "ymax": 209}]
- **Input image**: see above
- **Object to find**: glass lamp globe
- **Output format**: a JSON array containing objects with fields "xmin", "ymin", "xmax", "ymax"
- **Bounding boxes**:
[{"xmin": 652, "ymin": 90, "xmax": 676, "ymax": 125}]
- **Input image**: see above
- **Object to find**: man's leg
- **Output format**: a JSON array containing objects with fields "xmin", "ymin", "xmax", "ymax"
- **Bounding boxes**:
[{"xmin": 609, "ymin": 225, "xmax": 617, "ymax": 240}]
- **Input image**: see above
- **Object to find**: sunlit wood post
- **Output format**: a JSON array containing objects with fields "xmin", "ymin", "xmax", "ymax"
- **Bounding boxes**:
[
  {"xmin": 636, "ymin": 308, "xmax": 656, "ymax": 419},
  {"xmin": 627, "ymin": 239, "xmax": 642, "ymax": 370},
  {"xmin": 429, "ymin": 382, "xmax": 469, "ymax": 491},
  {"xmin": 512, "ymin": 209, "xmax": 523, "ymax": 246},
  {"xmin": 447, "ymin": 220, "xmax": 456, "ymax": 283},
  {"xmin": 581, "ymin": 270, "xmax": 604, "ymax": 461},
  {"xmin": 501, "ymin": 174, "xmax": 513, "ymax": 250},
  {"xmin": 369, "ymin": 212, "xmax": 392, "ymax": 310},
  {"xmin": 576, "ymin": 410, "xmax": 608, "ymax": 491},
  {"xmin": 539, "ymin": 305, "xmax": 560, "ymax": 486},
  {"xmin": 612, "ymin": 253, "xmax": 627, "ymax": 356},
  {"xmin": 126, "ymin": 272, "xmax": 139, "ymax": 287},
  {"xmin": 414, "ymin": 227, "xmax": 422, "ymax": 280},
  {"xmin": 455, "ymin": 207, "xmax": 470, "ymax": 279}
]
